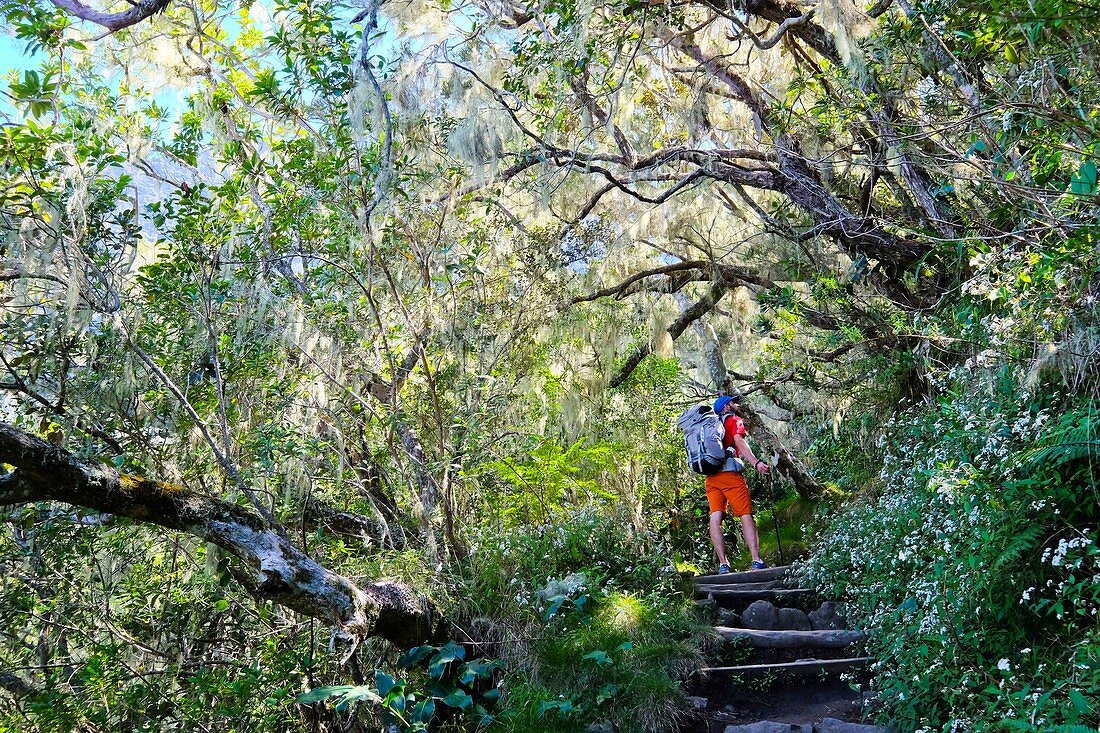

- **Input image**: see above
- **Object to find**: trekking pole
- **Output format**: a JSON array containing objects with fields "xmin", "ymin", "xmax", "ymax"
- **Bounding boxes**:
[{"xmin": 769, "ymin": 452, "xmax": 786, "ymax": 565}]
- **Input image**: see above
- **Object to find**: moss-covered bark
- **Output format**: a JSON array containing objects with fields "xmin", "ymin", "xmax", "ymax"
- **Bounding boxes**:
[{"xmin": 0, "ymin": 422, "xmax": 444, "ymax": 647}]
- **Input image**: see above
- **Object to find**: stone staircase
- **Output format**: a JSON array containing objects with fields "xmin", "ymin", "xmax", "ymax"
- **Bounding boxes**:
[{"xmin": 688, "ymin": 565, "xmax": 887, "ymax": 733}]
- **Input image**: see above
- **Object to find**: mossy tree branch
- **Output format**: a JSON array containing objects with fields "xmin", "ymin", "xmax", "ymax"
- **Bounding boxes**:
[
  {"xmin": 49, "ymin": 0, "xmax": 173, "ymax": 32},
  {"xmin": 0, "ymin": 422, "xmax": 444, "ymax": 647}
]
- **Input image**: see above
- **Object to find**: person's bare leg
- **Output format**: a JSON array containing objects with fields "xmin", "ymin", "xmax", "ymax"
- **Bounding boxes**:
[
  {"xmin": 740, "ymin": 514, "xmax": 762, "ymax": 564},
  {"xmin": 709, "ymin": 511, "xmax": 727, "ymax": 566}
]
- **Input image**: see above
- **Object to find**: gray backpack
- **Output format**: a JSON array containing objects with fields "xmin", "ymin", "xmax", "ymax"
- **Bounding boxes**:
[{"xmin": 677, "ymin": 405, "xmax": 727, "ymax": 475}]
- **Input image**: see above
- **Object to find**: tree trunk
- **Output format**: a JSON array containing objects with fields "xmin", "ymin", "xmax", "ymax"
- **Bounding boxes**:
[
  {"xmin": 733, "ymin": 401, "xmax": 825, "ymax": 500},
  {"xmin": 687, "ymin": 315, "xmax": 825, "ymax": 499},
  {"xmin": 0, "ymin": 422, "xmax": 444, "ymax": 647}
]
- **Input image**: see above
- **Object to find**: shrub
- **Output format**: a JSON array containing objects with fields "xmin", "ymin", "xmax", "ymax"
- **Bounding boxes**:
[{"xmin": 803, "ymin": 380, "xmax": 1099, "ymax": 732}]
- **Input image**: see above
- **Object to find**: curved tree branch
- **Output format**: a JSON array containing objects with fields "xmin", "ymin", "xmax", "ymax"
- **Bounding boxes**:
[
  {"xmin": 571, "ymin": 260, "xmax": 773, "ymax": 304},
  {"xmin": 729, "ymin": 9, "xmax": 818, "ymax": 51},
  {"xmin": 669, "ymin": 36, "xmax": 931, "ymax": 276},
  {"xmin": 608, "ymin": 280, "xmax": 728, "ymax": 388},
  {"xmin": 49, "ymin": 0, "xmax": 173, "ymax": 31},
  {"xmin": 0, "ymin": 422, "xmax": 444, "ymax": 647},
  {"xmin": 695, "ymin": 0, "xmax": 840, "ymax": 63},
  {"xmin": 0, "ymin": 672, "xmax": 37, "ymax": 697}
]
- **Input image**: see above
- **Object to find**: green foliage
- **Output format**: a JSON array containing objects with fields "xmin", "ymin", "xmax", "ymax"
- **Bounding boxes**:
[
  {"xmin": 448, "ymin": 506, "xmax": 707, "ymax": 733},
  {"xmin": 804, "ymin": 381, "xmax": 1100, "ymax": 732},
  {"xmin": 296, "ymin": 642, "xmax": 502, "ymax": 731},
  {"xmin": 481, "ymin": 438, "xmax": 621, "ymax": 525}
]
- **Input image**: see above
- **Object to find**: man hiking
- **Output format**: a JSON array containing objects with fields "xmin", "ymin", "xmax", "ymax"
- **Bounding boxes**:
[{"xmin": 707, "ymin": 393, "xmax": 770, "ymax": 574}]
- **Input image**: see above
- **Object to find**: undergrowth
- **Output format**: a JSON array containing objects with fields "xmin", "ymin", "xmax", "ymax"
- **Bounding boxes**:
[{"xmin": 447, "ymin": 505, "xmax": 710, "ymax": 733}]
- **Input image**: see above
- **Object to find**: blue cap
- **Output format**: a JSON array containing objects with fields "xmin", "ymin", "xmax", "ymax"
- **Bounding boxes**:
[{"xmin": 713, "ymin": 394, "xmax": 741, "ymax": 413}]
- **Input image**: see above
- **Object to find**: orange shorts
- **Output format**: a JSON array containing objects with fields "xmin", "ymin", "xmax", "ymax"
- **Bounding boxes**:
[{"xmin": 705, "ymin": 472, "xmax": 752, "ymax": 517}]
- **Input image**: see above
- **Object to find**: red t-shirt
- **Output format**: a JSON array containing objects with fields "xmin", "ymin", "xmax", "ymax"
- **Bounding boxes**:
[{"xmin": 721, "ymin": 414, "xmax": 747, "ymax": 453}]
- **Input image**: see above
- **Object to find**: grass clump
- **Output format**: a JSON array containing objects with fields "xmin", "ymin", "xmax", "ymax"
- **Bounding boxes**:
[{"xmin": 447, "ymin": 505, "xmax": 708, "ymax": 733}]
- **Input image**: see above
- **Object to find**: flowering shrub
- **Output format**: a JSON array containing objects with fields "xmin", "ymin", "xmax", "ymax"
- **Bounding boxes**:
[{"xmin": 803, "ymin": 383, "xmax": 1099, "ymax": 732}]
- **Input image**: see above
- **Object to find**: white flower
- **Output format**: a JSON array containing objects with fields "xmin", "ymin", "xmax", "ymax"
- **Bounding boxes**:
[{"xmin": 997, "ymin": 658, "xmax": 1011, "ymax": 672}]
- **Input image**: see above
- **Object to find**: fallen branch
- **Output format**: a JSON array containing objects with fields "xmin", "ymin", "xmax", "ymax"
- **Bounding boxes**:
[{"xmin": 0, "ymin": 422, "xmax": 444, "ymax": 647}]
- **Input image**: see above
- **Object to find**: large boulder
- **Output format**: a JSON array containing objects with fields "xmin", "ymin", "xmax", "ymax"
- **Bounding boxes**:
[
  {"xmin": 741, "ymin": 600, "xmax": 779, "ymax": 630},
  {"xmin": 723, "ymin": 723, "xmax": 792, "ymax": 733},
  {"xmin": 776, "ymin": 607, "xmax": 812, "ymax": 630},
  {"xmin": 809, "ymin": 601, "xmax": 848, "ymax": 631}
]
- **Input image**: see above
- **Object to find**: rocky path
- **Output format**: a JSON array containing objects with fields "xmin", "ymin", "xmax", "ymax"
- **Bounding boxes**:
[{"xmin": 685, "ymin": 565, "xmax": 888, "ymax": 733}]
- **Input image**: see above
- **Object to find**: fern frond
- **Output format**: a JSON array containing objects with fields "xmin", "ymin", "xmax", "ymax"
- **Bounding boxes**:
[
  {"xmin": 988, "ymin": 522, "xmax": 1046, "ymax": 580},
  {"xmin": 1020, "ymin": 414, "xmax": 1099, "ymax": 472}
]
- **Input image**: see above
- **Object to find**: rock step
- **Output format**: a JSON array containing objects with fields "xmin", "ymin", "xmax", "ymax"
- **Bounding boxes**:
[
  {"xmin": 723, "ymin": 719, "xmax": 886, "ymax": 733},
  {"xmin": 700, "ymin": 579, "xmax": 790, "ymax": 592},
  {"xmin": 695, "ymin": 565, "xmax": 795, "ymax": 585},
  {"xmin": 697, "ymin": 587, "xmax": 817, "ymax": 602},
  {"xmin": 715, "ymin": 627, "xmax": 866, "ymax": 649},
  {"xmin": 816, "ymin": 720, "xmax": 887, "ymax": 733},
  {"xmin": 700, "ymin": 656, "xmax": 873, "ymax": 678}
]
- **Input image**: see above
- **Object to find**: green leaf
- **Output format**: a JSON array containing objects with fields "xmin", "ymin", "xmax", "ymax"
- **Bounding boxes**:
[
  {"xmin": 1071, "ymin": 160, "xmax": 1098, "ymax": 196},
  {"xmin": 385, "ymin": 692, "xmax": 406, "ymax": 714},
  {"xmin": 296, "ymin": 685, "xmax": 355, "ymax": 704},
  {"xmin": 1068, "ymin": 688, "xmax": 1092, "ymax": 714},
  {"xmin": 596, "ymin": 683, "xmax": 619, "ymax": 703},
  {"xmin": 544, "ymin": 596, "xmax": 566, "ymax": 620},
  {"xmin": 398, "ymin": 644, "xmax": 436, "ymax": 668},
  {"xmin": 457, "ymin": 658, "xmax": 502, "ymax": 686},
  {"xmin": 427, "ymin": 642, "xmax": 466, "ymax": 679},
  {"xmin": 342, "ymin": 687, "xmax": 382, "ymax": 703},
  {"xmin": 375, "ymin": 670, "xmax": 399, "ymax": 698},
  {"xmin": 441, "ymin": 688, "xmax": 473, "ymax": 710},
  {"xmin": 582, "ymin": 650, "xmax": 612, "ymax": 667},
  {"xmin": 536, "ymin": 700, "xmax": 575, "ymax": 718},
  {"xmin": 411, "ymin": 698, "xmax": 435, "ymax": 724}
]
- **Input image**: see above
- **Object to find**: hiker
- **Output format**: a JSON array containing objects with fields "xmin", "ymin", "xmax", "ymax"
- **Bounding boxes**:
[{"xmin": 707, "ymin": 394, "xmax": 770, "ymax": 574}]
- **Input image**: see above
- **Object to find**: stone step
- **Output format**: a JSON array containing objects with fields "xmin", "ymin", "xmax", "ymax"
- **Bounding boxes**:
[
  {"xmin": 700, "ymin": 656, "xmax": 873, "ymax": 678},
  {"xmin": 697, "ymin": 587, "xmax": 818, "ymax": 603},
  {"xmin": 714, "ymin": 627, "xmax": 866, "ymax": 649},
  {"xmin": 818, "ymin": 719, "xmax": 888, "ymax": 733},
  {"xmin": 701, "ymin": 579, "xmax": 790, "ymax": 592},
  {"xmin": 722, "ymin": 721, "xmax": 886, "ymax": 733},
  {"xmin": 695, "ymin": 565, "xmax": 796, "ymax": 585},
  {"xmin": 723, "ymin": 723, "xmax": 799, "ymax": 733}
]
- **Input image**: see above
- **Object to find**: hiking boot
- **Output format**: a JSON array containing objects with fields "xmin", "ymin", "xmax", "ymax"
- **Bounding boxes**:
[
  {"xmin": 750, "ymin": 560, "xmax": 768, "ymax": 570},
  {"xmin": 718, "ymin": 563, "xmax": 730, "ymax": 574}
]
